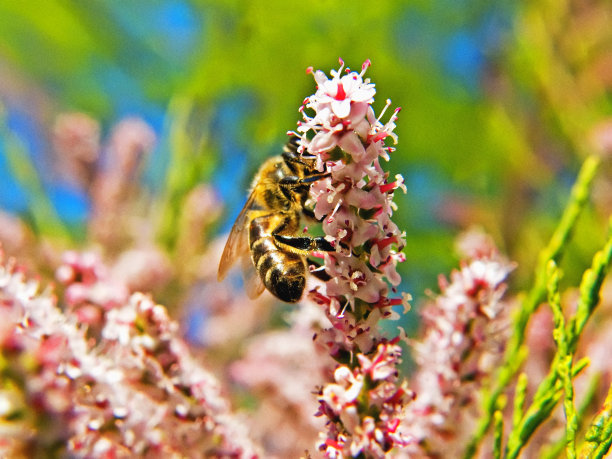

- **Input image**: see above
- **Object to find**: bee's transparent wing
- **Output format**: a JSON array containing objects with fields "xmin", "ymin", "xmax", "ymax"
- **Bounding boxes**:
[
  {"xmin": 241, "ymin": 251, "xmax": 265, "ymax": 299},
  {"xmin": 218, "ymin": 190, "xmax": 266, "ymax": 299},
  {"xmin": 218, "ymin": 191, "xmax": 256, "ymax": 282}
]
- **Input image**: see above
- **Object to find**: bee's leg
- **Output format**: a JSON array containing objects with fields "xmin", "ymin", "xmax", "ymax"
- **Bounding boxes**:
[
  {"xmin": 277, "ymin": 173, "xmax": 330, "ymax": 204},
  {"xmin": 282, "ymin": 145, "xmax": 315, "ymax": 166},
  {"xmin": 282, "ymin": 136, "xmax": 301, "ymax": 155},
  {"xmin": 281, "ymin": 146, "xmax": 327, "ymax": 177},
  {"xmin": 302, "ymin": 207, "xmax": 317, "ymax": 220},
  {"xmin": 307, "ymin": 258, "xmax": 331, "ymax": 281},
  {"xmin": 279, "ymin": 172, "xmax": 330, "ymax": 190},
  {"xmin": 273, "ymin": 234, "xmax": 335, "ymax": 253}
]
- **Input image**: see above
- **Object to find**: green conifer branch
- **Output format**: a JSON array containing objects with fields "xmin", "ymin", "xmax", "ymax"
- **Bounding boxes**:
[
  {"xmin": 541, "ymin": 373, "xmax": 601, "ymax": 459},
  {"xmin": 547, "ymin": 261, "xmax": 577, "ymax": 458},
  {"xmin": 512, "ymin": 373, "xmax": 528, "ymax": 431},
  {"xmin": 504, "ymin": 225, "xmax": 612, "ymax": 458},
  {"xmin": 464, "ymin": 155, "xmax": 600, "ymax": 458},
  {"xmin": 494, "ymin": 410, "xmax": 504, "ymax": 459},
  {"xmin": 569, "ymin": 219, "xmax": 612, "ymax": 351},
  {"xmin": 579, "ymin": 383, "xmax": 612, "ymax": 459}
]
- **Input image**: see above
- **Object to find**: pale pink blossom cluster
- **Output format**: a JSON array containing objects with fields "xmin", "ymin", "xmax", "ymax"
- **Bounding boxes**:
[
  {"xmin": 294, "ymin": 59, "xmax": 412, "ymax": 457},
  {"xmin": 317, "ymin": 339, "xmax": 415, "ymax": 458},
  {"xmin": 56, "ymin": 250, "xmax": 129, "ymax": 322},
  {"xmin": 86, "ymin": 117, "xmax": 156, "ymax": 247},
  {"xmin": 296, "ymin": 59, "xmax": 408, "ymax": 343},
  {"xmin": 52, "ymin": 112, "xmax": 101, "ymax": 189},
  {"xmin": 400, "ymin": 229, "xmax": 514, "ymax": 457},
  {"xmin": 0, "ymin": 254, "xmax": 259, "ymax": 458}
]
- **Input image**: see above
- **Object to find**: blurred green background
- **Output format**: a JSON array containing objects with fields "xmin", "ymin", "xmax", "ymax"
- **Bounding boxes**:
[{"xmin": 0, "ymin": 0, "xmax": 610, "ymax": 314}]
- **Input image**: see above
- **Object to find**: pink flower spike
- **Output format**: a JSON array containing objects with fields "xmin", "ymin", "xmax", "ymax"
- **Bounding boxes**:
[
  {"xmin": 400, "ymin": 234, "xmax": 513, "ymax": 456},
  {"xmin": 299, "ymin": 59, "xmax": 411, "ymax": 458},
  {"xmin": 0, "ymin": 254, "xmax": 261, "ymax": 458}
]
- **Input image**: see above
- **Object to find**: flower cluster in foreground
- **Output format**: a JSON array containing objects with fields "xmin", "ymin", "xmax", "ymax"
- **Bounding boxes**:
[
  {"xmin": 294, "ymin": 59, "xmax": 413, "ymax": 457},
  {"xmin": 0, "ymin": 253, "xmax": 258, "ymax": 458}
]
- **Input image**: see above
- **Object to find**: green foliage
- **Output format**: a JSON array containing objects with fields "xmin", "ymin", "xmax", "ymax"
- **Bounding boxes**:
[
  {"xmin": 493, "ymin": 410, "xmax": 504, "ymax": 459},
  {"xmin": 156, "ymin": 96, "xmax": 217, "ymax": 251},
  {"xmin": 0, "ymin": 106, "xmax": 70, "ymax": 242},
  {"xmin": 486, "ymin": 219, "xmax": 612, "ymax": 457},
  {"xmin": 465, "ymin": 154, "xmax": 602, "ymax": 458},
  {"xmin": 548, "ymin": 262, "xmax": 578, "ymax": 459},
  {"xmin": 580, "ymin": 384, "xmax": 612, "ymax": 459},
  {"xmin": 502, "ymin": 220, "xmax": 612, "ymax": 458}
]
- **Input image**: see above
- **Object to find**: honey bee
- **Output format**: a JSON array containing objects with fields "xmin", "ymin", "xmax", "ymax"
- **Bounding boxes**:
[{"xmin": 217, "ymin": 136, "xmax": 334, "ymax": 303}]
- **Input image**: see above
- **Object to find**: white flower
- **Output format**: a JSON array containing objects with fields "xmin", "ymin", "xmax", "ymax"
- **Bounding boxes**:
[{"xmin": 309, "ymin": 59, "xmax": 376, "ymax": 120}]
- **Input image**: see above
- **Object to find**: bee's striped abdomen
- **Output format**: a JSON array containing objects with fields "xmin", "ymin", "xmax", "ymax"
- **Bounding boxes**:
[{"xmin": 249, "ymin": 216, "xmax": 305, "ymax": 303}]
